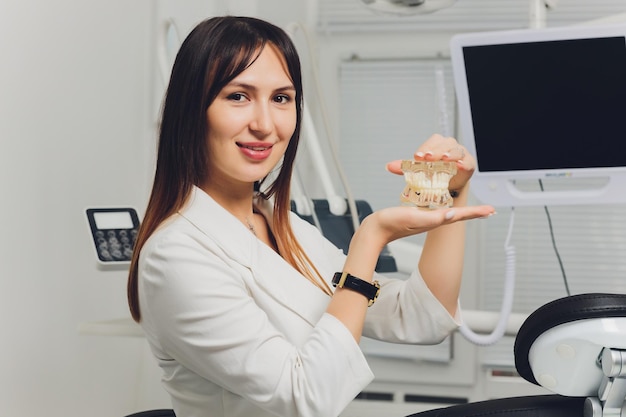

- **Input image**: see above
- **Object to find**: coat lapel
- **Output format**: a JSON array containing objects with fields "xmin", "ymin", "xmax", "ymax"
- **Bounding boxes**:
[{"xmin": 180, "ymin": 186, "xmax": 330, "ymax": 327}]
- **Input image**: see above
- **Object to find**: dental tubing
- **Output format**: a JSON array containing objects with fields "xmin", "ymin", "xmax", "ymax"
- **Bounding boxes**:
[{"xmin": 459, "ymin": 208, "xmax": 517, "ymax": 346}]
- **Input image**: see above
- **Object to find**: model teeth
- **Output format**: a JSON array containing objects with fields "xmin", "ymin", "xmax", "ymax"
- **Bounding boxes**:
[
  {"xmin": 399, "ymin": 160, "xmax": 457, "ymax": 209},
  {"xmin": 403, "ymin": 171, "xmax": 452, "ymax": 189}
]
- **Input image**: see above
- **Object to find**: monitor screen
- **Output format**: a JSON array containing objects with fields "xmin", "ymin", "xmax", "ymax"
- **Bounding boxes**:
[{"xmin": 450, "ymin": 24, "xmax": 626, "ymax": 206}]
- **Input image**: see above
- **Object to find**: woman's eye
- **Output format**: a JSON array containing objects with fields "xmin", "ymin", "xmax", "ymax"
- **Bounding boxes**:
[
  {"xmin": 274, "ymin": 94, "xmax": 291, "ymax": 104},
  {"xmin": 227, "ymin": 93, "xmax": 246, "ymax": 102}
]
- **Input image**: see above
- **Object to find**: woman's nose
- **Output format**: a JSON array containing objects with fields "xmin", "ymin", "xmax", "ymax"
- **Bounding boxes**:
[{"xmin": 249, "ymin": 104, "xmax": 273, "ymax": 135}]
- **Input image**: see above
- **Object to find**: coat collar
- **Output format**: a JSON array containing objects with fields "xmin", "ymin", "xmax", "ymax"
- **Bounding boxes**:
[
  {"xmin": 180, "ymin": 186, "xmax": 257, "ymax": 267},
  {"xmin": 178, "ymin": 186, "xmax": 330, "ymax": 327}
]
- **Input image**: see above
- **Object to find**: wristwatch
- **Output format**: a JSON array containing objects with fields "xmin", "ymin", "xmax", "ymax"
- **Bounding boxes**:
[{"xmin": 332, "ymin": 272, "xmax": 380, "ymax": 307}]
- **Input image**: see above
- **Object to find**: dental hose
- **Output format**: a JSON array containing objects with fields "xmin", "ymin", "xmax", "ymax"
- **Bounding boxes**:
[{"xmin": 459, "ymin": 208, "xmax": 516, "ymax": 346}]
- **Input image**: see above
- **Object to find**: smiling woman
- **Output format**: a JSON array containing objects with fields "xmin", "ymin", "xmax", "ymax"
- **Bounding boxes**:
[
  {"xmin": 203, "ymin": 44, "xmax": 297, "ymax": 192},
  {"xmin": 126, "ymin": 15, "xmax": 494, "ymax": 417}
]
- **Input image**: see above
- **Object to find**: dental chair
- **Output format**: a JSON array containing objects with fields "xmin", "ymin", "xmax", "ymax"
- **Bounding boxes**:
[
  {"xmin": 407, "ymin": 293, "xmax": 626, "ymax": 417},
  {"xmin": 291, "ymin": 199, "xmax": 397, "ymax": 273}
]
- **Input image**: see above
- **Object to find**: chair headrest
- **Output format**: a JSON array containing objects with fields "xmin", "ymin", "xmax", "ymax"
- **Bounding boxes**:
[{"xmin": 513, "ymin": 293, "xmax": 626, "ymax": 395}]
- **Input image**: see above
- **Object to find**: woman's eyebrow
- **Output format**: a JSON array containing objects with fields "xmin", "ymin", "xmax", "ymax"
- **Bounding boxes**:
[
  {"xmin": 226, "ymin": 82, "xmax": 295, "ymax": 92},
  {"xmin": 275, "ymin": 85, "xmax": 296, "ymax": 92}
]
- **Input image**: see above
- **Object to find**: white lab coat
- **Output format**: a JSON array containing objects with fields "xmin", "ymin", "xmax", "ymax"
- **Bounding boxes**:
[{"xmin": 138, "ymin": 186, "xmax": 460, "ymax": 417}]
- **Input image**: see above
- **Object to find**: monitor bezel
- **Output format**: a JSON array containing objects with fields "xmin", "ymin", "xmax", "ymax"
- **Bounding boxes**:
[{"xmin": 450, "ymin": 23, "xmax": 626, "ymax": 206}]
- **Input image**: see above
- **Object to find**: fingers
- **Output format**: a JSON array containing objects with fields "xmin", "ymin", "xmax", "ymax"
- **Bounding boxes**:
[
  {"xmin": 415, "ymin": 136, "xmax": 466, "ymax": 162},
  {"xmin": 414, "ymin": 134, "xmax": 477, "ymax": 178},
  {"xmin": 442, "ymin": 146, "xmax": 466, "ymax": 161},
  {"xmin": 385, "ymin": 134, "xmax": 471, "ymax": 175},
  {"xmin": 443, "ymin": 205, "xmax": 496, "ymax": 222},
  {"xmin": 385, "ymin": 159, "xmax": 403, "ymax": 175},
  {"xmin": 389, "ymin": 204, "xmax": 495, "ymax": 240},
  {"xmin": 369, "ymin": 204, "xmax": 495, "ymax": 244},
  {"xmin": 407, "ymin": 205, "xmax": 495, "ymax": 229}
]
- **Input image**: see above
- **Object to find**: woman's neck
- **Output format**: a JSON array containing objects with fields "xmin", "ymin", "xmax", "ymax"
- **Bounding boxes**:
[{"xmin": 200, "ymin": 180, "xmax": 256, "ymax": 220}]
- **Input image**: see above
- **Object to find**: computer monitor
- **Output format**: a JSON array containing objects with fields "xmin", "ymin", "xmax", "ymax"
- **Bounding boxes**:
[{"xmin": 450, "ymin": 24, "xmax": 626, "ymax": 207}]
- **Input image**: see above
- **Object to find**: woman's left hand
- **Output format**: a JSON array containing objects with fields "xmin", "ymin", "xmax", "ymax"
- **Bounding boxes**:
[{"xmin": 386, "ymin": 134, "xmax": 474, "ymax": 192}]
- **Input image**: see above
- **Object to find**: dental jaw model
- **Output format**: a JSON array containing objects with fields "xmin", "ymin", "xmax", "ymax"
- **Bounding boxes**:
[{"xmin": 400, "ymin": 160, "xmax": 457, "ymax": 209}]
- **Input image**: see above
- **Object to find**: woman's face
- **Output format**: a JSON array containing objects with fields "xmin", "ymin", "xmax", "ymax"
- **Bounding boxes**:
[{"xmin": 204, "ymin": 44, "xmax": 297, "ymax": 192}]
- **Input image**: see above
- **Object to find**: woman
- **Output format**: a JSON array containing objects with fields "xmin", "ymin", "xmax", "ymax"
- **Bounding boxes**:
[{"xmin": 128, "ymin": 15, "xmax": 494, "ymax": 417}]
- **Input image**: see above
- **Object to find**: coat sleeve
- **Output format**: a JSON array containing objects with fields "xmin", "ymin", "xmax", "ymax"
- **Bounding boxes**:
[
  {"xmin": 138, "ymin": 227, "xmax": 374, "ymax": 417},
  {"xmin": 363, "ymin": 270, "xmax": 462, "ymax": 344},
  {"xmin": 290, "ymin": 213, "xmax": 462, "ymax": 345}
]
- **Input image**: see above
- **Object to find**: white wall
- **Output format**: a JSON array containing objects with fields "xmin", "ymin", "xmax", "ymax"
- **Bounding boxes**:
[{"xmin": 1, "ymin": 1, "xmax": 163, "ymax": 415}]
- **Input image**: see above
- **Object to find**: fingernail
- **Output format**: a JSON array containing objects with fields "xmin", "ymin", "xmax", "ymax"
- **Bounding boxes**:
[
  {"xmin": 445, "ymin": 210, "xmax": 456, "ymax": 220},
  {"xmin": 415, "ymin": 151, "xmax": 425, "ymax": 158},
  {"xmin": 425, "ymin": 151, "xmax": 434, "ymax": 157},
  {"xmin": 443, "ymin": 152, "xmax": 451, "ymax": 158}
]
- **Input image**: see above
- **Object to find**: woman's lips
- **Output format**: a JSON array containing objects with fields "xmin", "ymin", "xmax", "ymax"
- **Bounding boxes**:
[{"xmin": 237, "ymin": 142, "xmax": 274, "ymax": 161}]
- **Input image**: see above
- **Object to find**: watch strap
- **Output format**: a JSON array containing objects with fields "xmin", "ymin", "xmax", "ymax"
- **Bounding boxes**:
[{"xmin": 332, "ymin": 272, "xmax": 380, "ymax": 307}]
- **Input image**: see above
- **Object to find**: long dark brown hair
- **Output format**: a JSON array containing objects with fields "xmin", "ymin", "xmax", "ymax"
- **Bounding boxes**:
[{"xmin": 128, "ymin": 16, "xmax": 330, "ymax": 322}]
